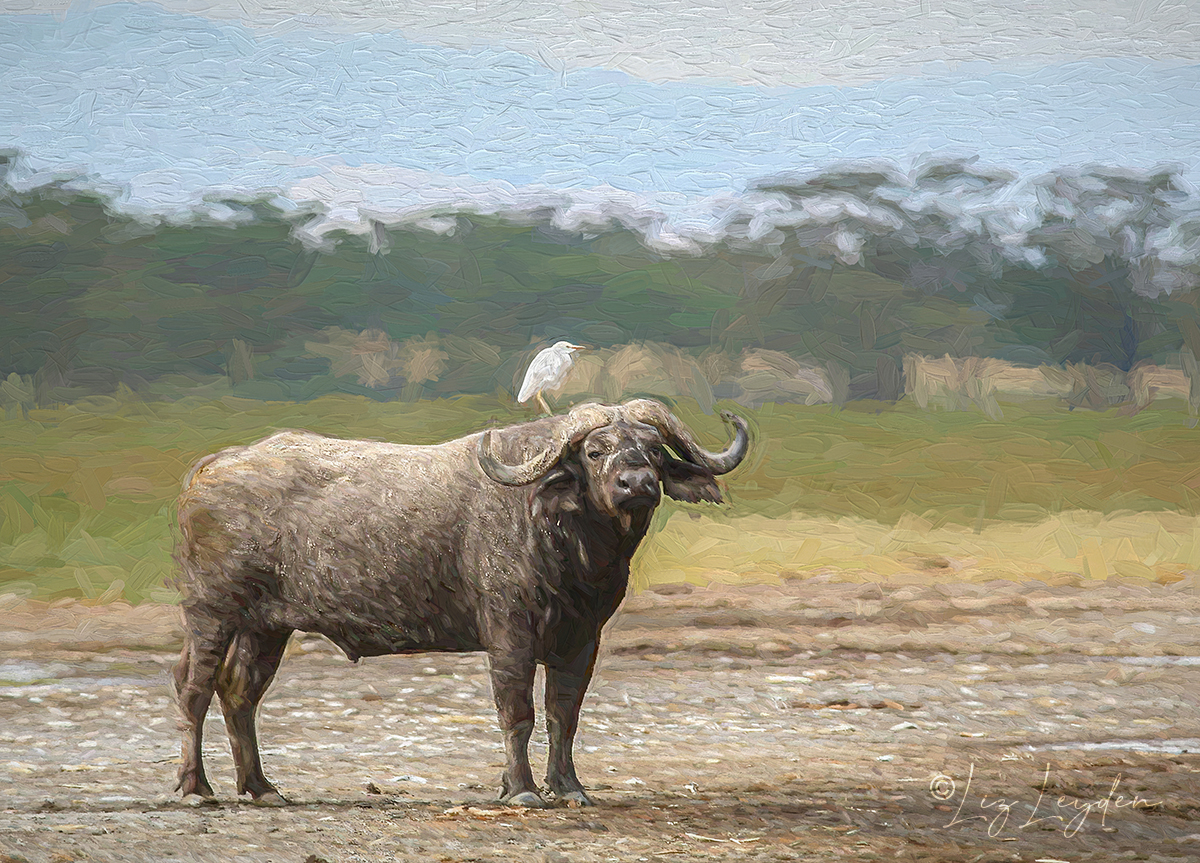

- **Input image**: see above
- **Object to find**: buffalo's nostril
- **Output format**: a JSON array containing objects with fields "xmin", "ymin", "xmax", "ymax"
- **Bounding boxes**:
[{"xmin": 614, "ymin": 469, "xmax": 660, "ymax": 510}]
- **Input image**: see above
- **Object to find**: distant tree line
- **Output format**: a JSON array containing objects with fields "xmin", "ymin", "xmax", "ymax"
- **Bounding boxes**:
[{"xmin": 3, "ymin": 156, "xmax": 1200, "ymax": 408}]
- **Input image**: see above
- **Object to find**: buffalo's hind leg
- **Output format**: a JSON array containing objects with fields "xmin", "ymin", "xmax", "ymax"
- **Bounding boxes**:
[
  {"xmin": 173, "ymin": 623, "xmax": 233, "ymax": 801},
  {"xmin": 545, "ymin": 639, "xmax": 599, "ymax": 806},
  {"xmin": 214, "ymin": 629, "xmax": 292, "ymax": 806}
]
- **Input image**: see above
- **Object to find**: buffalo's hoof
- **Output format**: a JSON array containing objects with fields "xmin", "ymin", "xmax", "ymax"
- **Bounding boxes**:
[
  {"xmin": 192, "ymin": 794, "xmax": 220, "ymax": 807},
  {"xmin": 251, "ymin": 791, "xmax": 289, "ymax": 807},
  {"xmin": 503, "ymin": 791, "xmax": 548, "ymax": 808},
  {"xmin": 177, "ymin": 777, "xmax": 216, "ymax": 802},
  {"xmin": 555, "ymin": 790, "xmax": 596, "ymax": 808}
]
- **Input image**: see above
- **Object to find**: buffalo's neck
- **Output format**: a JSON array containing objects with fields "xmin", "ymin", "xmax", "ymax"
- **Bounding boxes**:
[{"xmin": 540, "ymin": 507, "xmax": 652, "ymax": 600}]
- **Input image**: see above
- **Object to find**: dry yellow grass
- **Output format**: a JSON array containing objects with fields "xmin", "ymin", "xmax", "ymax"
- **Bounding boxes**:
[
  {"xmin": 904, "ymin": 354, "xmax": 1191, "ymax": 410},
  {"xmin": 518, "ymin": 345, "xmax": 1194, "ymax": 415},
  {"xmin": 633, "ymin": 508, "xmax": 1199, "ymax": 590},
  {"xmin": 6, "ymin": 388, "xmax": 1200, "ymax": 603}
]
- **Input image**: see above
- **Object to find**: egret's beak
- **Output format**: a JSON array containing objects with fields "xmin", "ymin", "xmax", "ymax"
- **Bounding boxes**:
[{"xmin": 568, "ymin": 343, "xmax": 587, "ymax": 351}]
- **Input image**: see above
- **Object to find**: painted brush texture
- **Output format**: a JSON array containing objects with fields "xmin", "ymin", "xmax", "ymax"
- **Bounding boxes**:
[
  {"xmin": 3, "ymin": 9, "xmax": 1200, "ymax": 410},
  {"xmin": 1, "ymin": 1, "xmax": 1198, "ymax": 605},
  {"xmin": 171, "ymin": 400, "xmax": 747, "ymax": 805},
  {"xmin": 3, "ymin": 2, "xmax": 1200, "ymax": 858}
]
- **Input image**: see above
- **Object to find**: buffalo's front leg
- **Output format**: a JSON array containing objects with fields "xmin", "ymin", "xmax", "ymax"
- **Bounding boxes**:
[
  {"xmin": 545, "ymin": 639, "xmax": 599, "ymax": 806},
  {"xmin": 486, "ymin": 650, "xmax": 544, "ymax": 807}
]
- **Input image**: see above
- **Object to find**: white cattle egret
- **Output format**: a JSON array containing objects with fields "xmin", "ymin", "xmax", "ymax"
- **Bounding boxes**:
[{"xmin": 518, "ymin": 341, "xmax": 586, "ymax": 414}]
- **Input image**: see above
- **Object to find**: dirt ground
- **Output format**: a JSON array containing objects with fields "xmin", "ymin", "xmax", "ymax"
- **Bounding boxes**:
[{"xmin": 2, "ymin": 575, "xmax": 1199, "ymax": 863}]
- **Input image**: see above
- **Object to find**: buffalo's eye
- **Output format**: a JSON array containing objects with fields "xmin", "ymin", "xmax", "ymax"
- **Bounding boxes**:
[{"xmin": 587, "ymin": 450, "xmax": 603, "ymax": 460}]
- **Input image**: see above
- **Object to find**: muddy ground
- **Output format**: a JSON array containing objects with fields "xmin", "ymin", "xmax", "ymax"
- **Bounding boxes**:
[{"xmin": 2, "ymin": 575, "xmax": 1199, "ymax": 862}]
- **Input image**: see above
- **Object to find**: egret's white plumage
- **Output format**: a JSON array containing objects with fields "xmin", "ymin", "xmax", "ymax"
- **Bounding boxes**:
[{"xmin": 518, "ymin": 341, "xmax": 585, "ymax": 413}]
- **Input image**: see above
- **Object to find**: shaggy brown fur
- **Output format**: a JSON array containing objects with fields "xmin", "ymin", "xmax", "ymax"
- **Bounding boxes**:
[{"xmin": 172, "ymin": 399, "xmax": 749, "ymax": 808}]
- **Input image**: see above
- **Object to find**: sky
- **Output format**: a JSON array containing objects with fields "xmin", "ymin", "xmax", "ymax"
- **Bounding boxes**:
[{"xmin": 1, "ymin": 0, "xmax": 1198, "ymax": 251}]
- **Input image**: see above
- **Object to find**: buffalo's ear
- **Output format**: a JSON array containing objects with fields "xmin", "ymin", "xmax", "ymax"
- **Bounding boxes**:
[
  {"xmin": 529, "ymin": 463, "xmax": 584, "ymax": 521},
  {"xmin": 662, "ymin": 457, "xmax": 723, "ymax": 504}
]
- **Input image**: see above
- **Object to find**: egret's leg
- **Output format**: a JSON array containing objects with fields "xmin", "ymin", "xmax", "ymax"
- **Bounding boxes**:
[{"xmin": 537, "ymin": 392, "xmax": 552, "ymax": 415}]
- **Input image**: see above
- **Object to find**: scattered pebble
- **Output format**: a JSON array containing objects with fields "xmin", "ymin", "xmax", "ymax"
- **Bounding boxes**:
[{"xmin": 1, "ymin": 582, "xmax": 1196, "ymax": 861}]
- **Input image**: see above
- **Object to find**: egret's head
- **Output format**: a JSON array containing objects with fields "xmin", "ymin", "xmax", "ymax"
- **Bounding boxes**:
[{"xmin": 553, "ymin": 341, "xmax": 586, "ymax": 352}]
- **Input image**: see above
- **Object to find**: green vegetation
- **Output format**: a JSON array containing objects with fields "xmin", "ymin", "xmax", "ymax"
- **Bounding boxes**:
[
  {"xmin": 5, "ymin": 185, "xmax": 1200, "ymax": 410},
  {"xmin": 6, "ymin": 180, "xmax": 1200, "ymax": 603},
  {"xmin": 3, "ymin": 392, "xmax": 1199, "ymax": 604}
]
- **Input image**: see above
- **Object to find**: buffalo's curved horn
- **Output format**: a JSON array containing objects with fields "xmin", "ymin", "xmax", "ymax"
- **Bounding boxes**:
[
  {"xmin": 621, "ymin": 399, "xmax": 750, "ymax": 475},
  {"xmin": 476, "ymin": 404, "xmax": 619, "ymax": 486},
  {"xmin": 476, "ymin": 431, "xmax": 561, "ymax": 485}
]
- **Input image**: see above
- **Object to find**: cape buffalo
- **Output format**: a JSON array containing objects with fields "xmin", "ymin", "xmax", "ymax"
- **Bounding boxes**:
[{"xmin": 172, "ymin": 399, "xmax": 750, "ymax": 807}]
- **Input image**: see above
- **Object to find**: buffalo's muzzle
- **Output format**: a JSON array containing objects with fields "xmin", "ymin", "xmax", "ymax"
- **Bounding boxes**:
[{"xmin": 614, "ymin": 468, "xmax": 661, "ymax": 509}]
